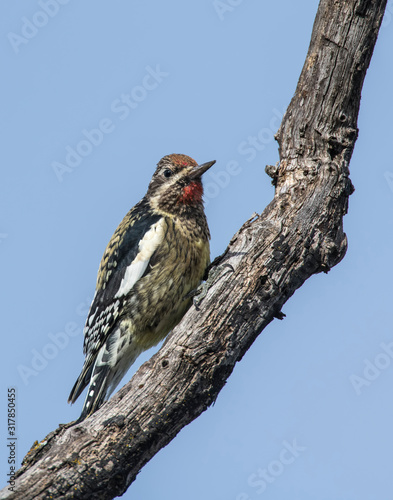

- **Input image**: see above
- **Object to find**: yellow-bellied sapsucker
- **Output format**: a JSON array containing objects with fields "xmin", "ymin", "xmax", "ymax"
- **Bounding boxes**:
[{"xmin": 68, "ymin": 153, "xmax": 215, "ymax": 420}]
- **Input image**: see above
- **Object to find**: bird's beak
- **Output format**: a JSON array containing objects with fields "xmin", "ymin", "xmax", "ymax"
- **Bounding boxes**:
[{"xmin": 189, "ymin": 160, "xmax": 216, "ymax": 180}]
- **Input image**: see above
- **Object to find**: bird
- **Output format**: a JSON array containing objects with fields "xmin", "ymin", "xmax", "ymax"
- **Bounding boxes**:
[{"xmin": 68, "ymin": 153, "xmax": 215, "ymax": 421}]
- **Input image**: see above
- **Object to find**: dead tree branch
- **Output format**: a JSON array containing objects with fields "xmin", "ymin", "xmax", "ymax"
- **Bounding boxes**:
[{"xmin": 1, "ymin": 1, "xmax": 387, "ymax": 498}]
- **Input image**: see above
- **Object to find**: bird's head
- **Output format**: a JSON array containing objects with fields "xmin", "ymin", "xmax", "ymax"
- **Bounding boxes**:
[{"xmin": 147, "ymin": 154, "xmax": 215, "ymax": 212}]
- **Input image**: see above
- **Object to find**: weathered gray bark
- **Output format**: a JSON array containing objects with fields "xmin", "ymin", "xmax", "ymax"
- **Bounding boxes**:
[{"xmin": 1, "ymin": 0, "xmax": 387, "ymax": 498}]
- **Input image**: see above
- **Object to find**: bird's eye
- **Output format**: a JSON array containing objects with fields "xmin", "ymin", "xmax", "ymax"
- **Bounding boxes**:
[{"xmin": 163, "ymin": 169, "xmax": 172, "ymax": 178}]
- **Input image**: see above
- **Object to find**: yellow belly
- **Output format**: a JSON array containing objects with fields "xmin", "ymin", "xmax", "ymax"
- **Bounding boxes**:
[{"xmin": 123, "ymin": 217, "xmax": 210, "ymax": 350}]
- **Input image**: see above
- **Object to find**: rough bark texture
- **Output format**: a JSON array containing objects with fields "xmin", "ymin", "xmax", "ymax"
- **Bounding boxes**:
[{"xmin": 1, "ymin": 1, "xmax": 387, "ymax": 498}]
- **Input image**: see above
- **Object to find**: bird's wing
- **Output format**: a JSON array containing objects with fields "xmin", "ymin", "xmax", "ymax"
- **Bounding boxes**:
[
  {"xmin": 82, "ymin": 201, "xmax": 163, "ymax": 358},
  {"xmin": 69, "ymin": 202, "xmax": 165, "ymax": 405}
]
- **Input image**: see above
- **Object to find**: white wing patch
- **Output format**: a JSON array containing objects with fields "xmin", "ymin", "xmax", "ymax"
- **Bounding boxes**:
[{"xmin": 114, "ymin": 218, "xmax": 165, "ymax": 298}]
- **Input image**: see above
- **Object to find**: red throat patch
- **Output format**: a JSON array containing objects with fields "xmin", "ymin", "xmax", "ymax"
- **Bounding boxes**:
[{"xmin": 180, "ymin": 181, "xmax": 203, "ymax": 204}]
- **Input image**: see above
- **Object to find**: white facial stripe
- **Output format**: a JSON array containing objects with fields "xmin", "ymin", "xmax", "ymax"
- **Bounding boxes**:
[
  {"xmin": 114, "ymin": 218, "xmax": 165, "ymax": 298},
  {"xmin": 157, "ymin": 170, "xmax": 187, "ymax": 193}
]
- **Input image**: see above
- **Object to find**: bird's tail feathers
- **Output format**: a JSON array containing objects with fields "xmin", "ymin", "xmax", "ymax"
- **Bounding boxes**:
[
  {"xmin": 69, "ymin": 328, "xmax": 143, "ymax": 421},
  {"xmin": 68, "ymin": 358, "xmax": 94, "ymax": 405},
  {"xmin": 77, "ymin": 364, "xmax": 111, "ymax": 421}
]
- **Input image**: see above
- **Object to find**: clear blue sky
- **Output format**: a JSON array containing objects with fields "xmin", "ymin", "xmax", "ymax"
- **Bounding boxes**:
[{"xmin": 2, "ymin": 1, "xmax": 393, "ymax": 498}]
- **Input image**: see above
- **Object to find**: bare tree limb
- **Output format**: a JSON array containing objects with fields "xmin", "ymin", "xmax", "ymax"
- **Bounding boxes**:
[{"xmin": 2, "ymin": 1, "xmax": 387, "ymax": 498}]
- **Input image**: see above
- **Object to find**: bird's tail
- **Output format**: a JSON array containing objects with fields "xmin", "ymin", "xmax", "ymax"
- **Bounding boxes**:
[
  {"xmin": 68, "ymin": 354, "xmax": 104, "ymax": 422},
  {"xmin": 68, "ymin": 347, "xmax": 114, "ymax": 422},
  {"xmin": 78, "ymin": 363, "xmax": 111, "ymax": 421},
  {"xmin": 68, "ymin": 354, "xmax": 93, "ymax": 404},
  {"xmin": 69, "ymin": 328, "xmax": 142, "ymax": 421}
]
